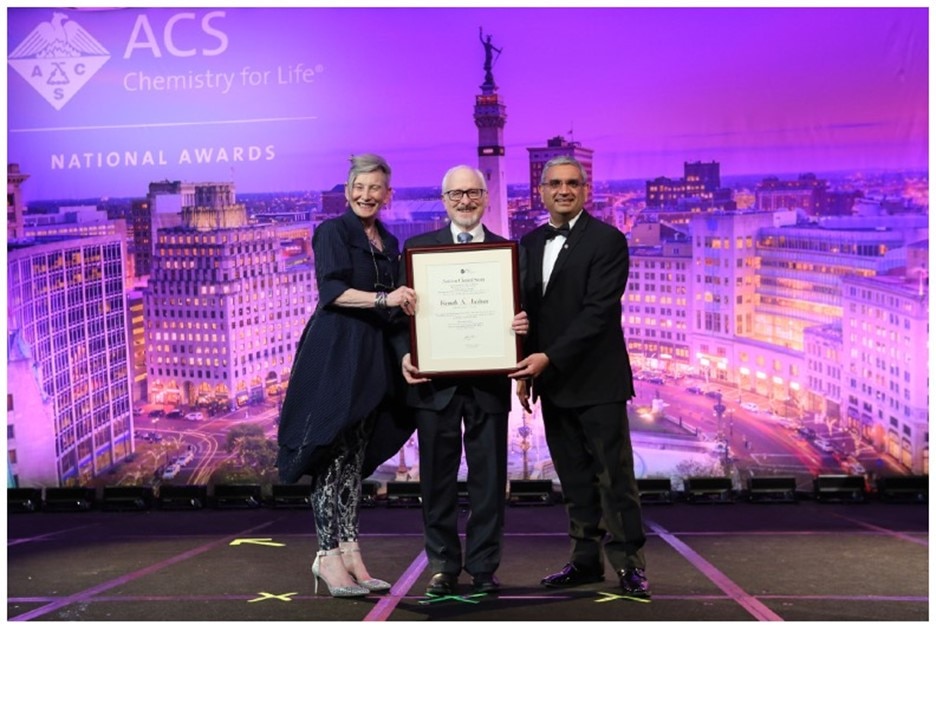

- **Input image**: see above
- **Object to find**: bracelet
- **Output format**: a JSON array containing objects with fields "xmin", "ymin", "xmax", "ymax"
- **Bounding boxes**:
[{"xmin": 375, "ymin": 291, "xmax": 388, "ymax": 309}]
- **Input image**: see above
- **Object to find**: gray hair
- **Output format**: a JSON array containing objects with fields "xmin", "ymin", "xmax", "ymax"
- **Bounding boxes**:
[
  {"xmin": 347, "ymin": 153, "xmax": 392, "ymax": 188},
  {"xmin": 441, "ymin": 165, "xmax": 487, "ymax": 192},
  {"xmin": 540, "ymin": 155, "xmax": 588, "ymax": 185}
]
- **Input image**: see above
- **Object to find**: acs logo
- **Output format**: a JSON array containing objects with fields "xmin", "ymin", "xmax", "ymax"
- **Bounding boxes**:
[{"xmin": 8, "ymin": 11, "xmax": 110, "ymax": 111}]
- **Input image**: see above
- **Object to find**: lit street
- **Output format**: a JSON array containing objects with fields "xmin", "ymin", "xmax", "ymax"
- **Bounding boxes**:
[
  {"xmin": 121, "ymin": 400, "xmax": 281, "ymax": 488},
  {"xmin": 631, "ymin": 376, "xmax": 902, "ymax": 483}
]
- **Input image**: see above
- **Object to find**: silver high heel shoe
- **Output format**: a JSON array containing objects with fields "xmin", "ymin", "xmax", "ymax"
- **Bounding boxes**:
[
  {"xmin": 311, "ymin": 549, "xmax": 368, "ymax": 598},
  {"xmin": 340, "ymin": 542, "xmax": 392, "ymax": 592}
]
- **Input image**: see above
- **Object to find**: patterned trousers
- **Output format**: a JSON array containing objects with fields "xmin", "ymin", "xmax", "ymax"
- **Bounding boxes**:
[{"xmin": 311, "ymin": 414, "xmax": 374, "ymax": 550}]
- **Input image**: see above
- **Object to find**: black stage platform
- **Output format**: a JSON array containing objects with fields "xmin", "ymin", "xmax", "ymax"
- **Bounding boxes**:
[{"xmin": 7, "ymin": 498, "xmax": 928, "ymax": 622}]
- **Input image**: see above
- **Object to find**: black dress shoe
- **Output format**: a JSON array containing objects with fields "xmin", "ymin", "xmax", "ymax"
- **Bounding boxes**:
[
  {"xmin": 617, "ymin": 568, "xmax": 651, "ymax": 601},
  {"xmin": 541, "ymin": 563, "xmax": 605, "ymax": 588},
  {"xmin": 471, "ymin": 572, "xmax": 501, "ymax": 594},
  {"xmin": 426, "ymin": 572, "xmax": 458, "ymax": 597}
]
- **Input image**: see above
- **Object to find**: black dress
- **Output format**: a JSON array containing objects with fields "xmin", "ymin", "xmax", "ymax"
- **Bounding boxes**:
[{"xmin": 276, "ymin": 209, "xmax": 415, "ymax": 485}]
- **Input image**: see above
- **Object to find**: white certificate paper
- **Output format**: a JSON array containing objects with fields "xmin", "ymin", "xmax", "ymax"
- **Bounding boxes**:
[{"xmin": 408, "ymin": 243, "xmax": 520, "ymax": 375}]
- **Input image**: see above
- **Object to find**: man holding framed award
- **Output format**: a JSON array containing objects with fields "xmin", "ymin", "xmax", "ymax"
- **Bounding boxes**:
[{"xmin": 399, "ymin": 165, "xmax": 527, "ymax": 598}]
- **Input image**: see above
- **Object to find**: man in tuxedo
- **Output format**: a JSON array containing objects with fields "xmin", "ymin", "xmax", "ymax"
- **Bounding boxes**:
[
  {"xmin": 510, "ymin": 156, "xmax": 650, "ymax": 601},
  {"xmin": 400, "ymin": 165, "xmax": 526, "ymax": 597}
]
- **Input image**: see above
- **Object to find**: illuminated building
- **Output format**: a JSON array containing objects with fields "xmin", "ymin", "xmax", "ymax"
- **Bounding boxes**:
[
  {"xmin": 755, "ymin": 173, "xmax": 860, "ymax": 216},
  {"xmin": 8, "ymin": 233, "xmax": 133, "ymax": 487},
  {"xmin": 675, "ymin": 209, "xmax": 927, "ymax": 469},
  {"xmin": 803, "ymin": 323, "xmax": 845, "ymax": 421},
  {"xmin": 841, "ymin": 271, "xmax": 928, "ymax": 473},
  {"xmin": 379, "ymin": 198, "xmax": 449, "ymax": 240},
  {"xmin": 321, "ymin": 184, "xmax": 348, "ymax": 217},
  {"xmin": 646, "ymin": 161, "xmax": 732, "ymax": 211},
  {"xmin": 129, "ymin": 181, "xmax": 194, "ymax": 279},
  {"xmin": 7, "ymin": 162, "xmax": 29, "ymax": 239},
  {"xmin": 755, "ymin": 217, "xmax": 920, "ymax": 349},
  {"xmin": 143, "ymin": 183, "xmax": 312, "ymax": 408},
  {"xmin": 625, "ymin": 226, "xmax": 692, "ymax": 370},
  {"xmin": 127, "ymin": 286, "xmax": 147, "ymax": 403}
]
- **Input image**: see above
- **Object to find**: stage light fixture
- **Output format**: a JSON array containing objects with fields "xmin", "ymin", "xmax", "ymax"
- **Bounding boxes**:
[
  {"xmin": 158, "ymin": 484, "xmax": 208, "ymax": 510},
  {"xmin": 386, "ymin": 481, "xmax": 421, "ymax": 508},
  {"xmin": 7, "ymin": 488, "xmax": 43, "ymax": 513},
  {"xmin": 214, "ymin": 484, "xmax": 263, "ymax": 509},
  {"xmin": 813, "ymin": 474, "xmax": 865, "ymax": 503},
  {"xmin": 637, "ymin": 477, "xmax": 673, "ymax": 504},
  {"xmin": 269, "ymin": 483, "xmax": 312, "ymax": 509},
  {"xmin": 102, "ymin": 485, "xmax": 154, "ymax": 511},
  {"xmin": 684, "ymin": 476, "xmax": 733, "ymax": 503},
  {"xmin": 508, "ymin": 479, "xmax": 555, "ymax": 506},
  {"xmin": 746, "ymin": 476, "xmax": 797, "ymax": 503},
  {"xmin": 875, "ymin": 475, "xmax": 927, "ymax": 503},
  {"xmin": 44, "ymin": 487, "xmax": 96, "ymax": 512},
  {"xmin": 360, "ymin": 480, "xmax": 379, "ymax": 508}
]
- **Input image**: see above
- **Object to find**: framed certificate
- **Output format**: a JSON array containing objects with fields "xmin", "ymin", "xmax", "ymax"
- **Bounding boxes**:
[{"xmin": 406, "ymin": 242, "xmax": 521, "ymax": 376}]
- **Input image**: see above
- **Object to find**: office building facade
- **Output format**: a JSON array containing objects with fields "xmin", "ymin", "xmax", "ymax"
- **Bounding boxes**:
[
  {"xmin": 8, "ymin": 233, "xmax": 133, "ymax": 487},
  {"xmin": 143, "ymin": 183, "xmax": 312, "ymax": 409}
]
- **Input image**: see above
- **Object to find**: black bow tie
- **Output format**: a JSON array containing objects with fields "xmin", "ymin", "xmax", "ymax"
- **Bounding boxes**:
[{"xmin": 544, "ymin": 224, "xmax": 571, "ymax": 240}]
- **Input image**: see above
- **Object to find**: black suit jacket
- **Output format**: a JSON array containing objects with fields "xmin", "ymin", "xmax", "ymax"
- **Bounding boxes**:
[
  {"xmin": 519, "ymin": 210, "xmax": 635, "ymax": 407},
  {"xmin": 397, "ymin": 225, "xmax": 513, "ymax": 414}
]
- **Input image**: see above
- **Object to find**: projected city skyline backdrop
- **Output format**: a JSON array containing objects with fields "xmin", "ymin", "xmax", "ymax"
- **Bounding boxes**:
[
  {"xmin": 5, "ymin": 5, "xmax": 929, "ymax": 492},
  {"xmin": 7, "ymin": 6, "xmax": 928, "ymax": 201}
]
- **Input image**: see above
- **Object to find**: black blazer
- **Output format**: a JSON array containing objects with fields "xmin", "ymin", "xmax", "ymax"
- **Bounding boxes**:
[
  {"xmin": 519, "ymin": 210, "xmax": 635, "ymax": 407},
  {"xmin": 398, "ymin": 225, "xmax": 513, "ymax": 414}
]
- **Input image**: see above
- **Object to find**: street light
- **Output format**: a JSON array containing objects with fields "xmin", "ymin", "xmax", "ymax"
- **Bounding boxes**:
[{"xmin": 517, "ymin": 412, "xmax": 532, "ymax": 480}]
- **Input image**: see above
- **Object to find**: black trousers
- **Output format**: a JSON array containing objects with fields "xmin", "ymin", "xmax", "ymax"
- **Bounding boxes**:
[
  {"xmin": 541, "ymin": 398, "xmax": 646, "ymax": 571},
  {"xmin": 415, "ymin": 389, "xmax": 508, "ymax": 576}
]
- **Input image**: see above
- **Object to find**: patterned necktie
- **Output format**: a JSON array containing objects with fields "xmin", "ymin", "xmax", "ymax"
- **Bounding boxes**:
[{"xmin": 456, "ymin": 232, "xmax": 472, "ymax": 244}]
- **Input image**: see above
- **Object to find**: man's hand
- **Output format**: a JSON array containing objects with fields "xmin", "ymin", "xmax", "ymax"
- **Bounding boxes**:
[
  {"xmin": 402, "ymin": 353, "xmax": 428, "ymax": 385},
  {"xmin": 516, "ymin": 378, "xmax": 532, "ymax": 413},
  {"xmin": 509, "ymin": 352, "xmax": 549, "ymax": 380},
  {"xmin": 512, "ymin": 310, "xmax": 529, "ymax": 335}
]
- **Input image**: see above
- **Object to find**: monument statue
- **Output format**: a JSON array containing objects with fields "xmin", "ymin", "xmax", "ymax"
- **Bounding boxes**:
[{"xmin": 479, "ymin": 27, "xmax": 502, "ymax": 87}]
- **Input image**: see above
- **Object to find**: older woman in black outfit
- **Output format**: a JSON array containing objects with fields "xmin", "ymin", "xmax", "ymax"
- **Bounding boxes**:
[{"xmin": 277, "ymin": 154, "xmax": 416, "ymax": 598}]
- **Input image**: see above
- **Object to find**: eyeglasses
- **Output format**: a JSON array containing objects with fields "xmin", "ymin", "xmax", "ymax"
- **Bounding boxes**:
[
  {"xmin": 443, "ymin": 188, "xmax": 486, "ymax": 201},
  {"xmin": 367, "ymin": 240, "xmax": 396, "ymax": 292},
  {"xmin": 540, "ymin": 179, "xmax": 586, "ymax": 190}
]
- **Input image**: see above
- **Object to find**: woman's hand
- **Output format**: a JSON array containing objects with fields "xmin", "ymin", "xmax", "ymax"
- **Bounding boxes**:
[{"xmin": 388, "ymin": 286, "xmax": 417, "ymax": 315}]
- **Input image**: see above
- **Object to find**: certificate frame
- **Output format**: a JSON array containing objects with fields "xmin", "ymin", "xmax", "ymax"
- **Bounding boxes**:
[{"xmin": 406, "ymin": 242, "xmax": 521, "ymax": 376}]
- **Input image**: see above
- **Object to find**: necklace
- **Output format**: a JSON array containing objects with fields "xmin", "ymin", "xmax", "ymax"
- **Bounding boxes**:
[
  {"xmin": 364, "ymin": 224, "xmax": 382, "ymax": 250},
  {"xmin": 367, "ymin": 233, "xmax": 395, "ymax": 292}
]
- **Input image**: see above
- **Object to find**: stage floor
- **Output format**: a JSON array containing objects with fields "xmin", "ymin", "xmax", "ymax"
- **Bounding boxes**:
[{"xmin": 7, "ymin": 497, "xmax": 928, "ymax": 623}]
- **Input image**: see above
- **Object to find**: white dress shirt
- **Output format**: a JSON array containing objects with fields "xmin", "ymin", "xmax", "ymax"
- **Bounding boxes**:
[
  {"xmin": 450, "ymin": 223, "xmax": 484, "ymax": 244},
  {"xmin": 542, "ymin": 211, "xmax": 582, "ymax": 291}
]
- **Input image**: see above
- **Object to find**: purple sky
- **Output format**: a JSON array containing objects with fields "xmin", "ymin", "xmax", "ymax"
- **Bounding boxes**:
[{"xmin": 6, "ymin": 6, "xmax": 928, "ymax": 199}]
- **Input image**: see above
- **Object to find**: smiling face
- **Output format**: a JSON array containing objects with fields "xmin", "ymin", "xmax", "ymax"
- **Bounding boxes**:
[
  {"xmin": 539, "ymin": 163, "xmax": 588, "ymax": 225},
  {"xmin": 442, "ymin": 166, "xmax": 488, "ymax": 231},
  {"xmin": 345, "ymin": 170, "xmax": 390, "ymax": 221}
]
